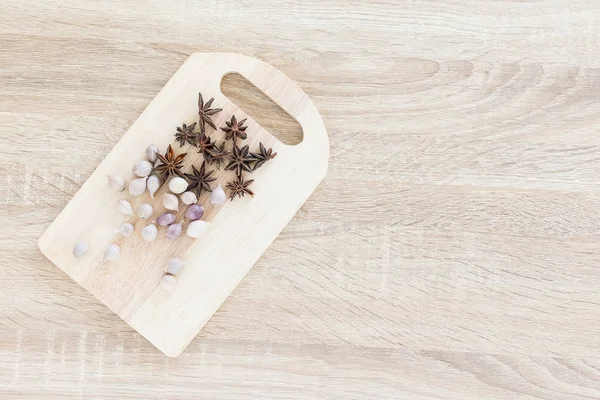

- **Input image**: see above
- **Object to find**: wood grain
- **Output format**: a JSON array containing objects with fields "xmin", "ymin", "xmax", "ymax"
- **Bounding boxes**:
[{"xmin": 2, "ymin": 0, "xmax": 600, "ymax": 397}]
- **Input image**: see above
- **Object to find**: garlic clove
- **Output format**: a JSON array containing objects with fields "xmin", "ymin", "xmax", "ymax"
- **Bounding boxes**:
[
  {"xmin": 118, "ymin": 223, "xmax": 134, "ymax": 237},
  {"xmin": 141, "ymin": 224, "xmax": 158, "ymax": 242},
  {"xmin": 162, "ymin": 193, "xmax": 179, "ymax": 211},
  {"xmin": 185, "ymin": 204, "xmax": 204, "ymax": 221},
  {"xmin": 72, "ymin": 241, "xmax": 89, "ymax": 257},
  {"xmin": 180, "ymin": 191, "xmax": 197, "ymax": 205},
  {"xmin": 132, "ymin": 160, "xmax": 153, "ymax": 178},
  {"xmin": 157, "ymin": 212, "xmax": 176, "ymax": 226},
  {"xmin": 137, "ymin": 203, "xmax": 153, "ymax": 219},
  {"xmin": 107, "ymin": 175, "xmax": 126, "ymax": 192},
  {"xmin": 210, "ymin": 184, "xmax": 227, "ymax": 206},
  {"xmin": 186, "ymin": 220, "xmax": 210, "ymax": 238},
  {"xmin": 165, "ymin": 258, "xmax": 187, "ymax": 275},
  {"xmin": 117, "ymin": 199, "xmax": 134, "ymax": 216},
  {"xmin": 129, "ymin": 177, "xmax": 147, "ymax": 197},
  {"xmin": 161, "ymin": 274, "xmax": 177, "ymax": 291},
  {"xmin": 147, "ymin": 175, "xmax": 160, "ymax": 199},
  {"xmin": 104, "ymin": 244, "xmax": 120, "ymax": 261},
  {"xmin": 168, "ymin": 177, "xmax": 188, "ymax": 194},
  {"xmin": 166, "ymin": 221, "xmax": 183, "ymax": 240},
  {"xmin": 146, "ymin": 144, "xmax": 159, "ymax": 163}
]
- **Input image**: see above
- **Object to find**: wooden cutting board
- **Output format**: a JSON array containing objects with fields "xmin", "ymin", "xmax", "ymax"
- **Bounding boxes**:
[{"xmin": 38, "ymin": 52, "xmax": 329, "ymax": 357}]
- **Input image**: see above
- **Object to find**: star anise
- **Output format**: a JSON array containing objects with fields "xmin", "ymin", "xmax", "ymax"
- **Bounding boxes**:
[
  {"xmin": 225, "ymin": 144, "xmax": 254, "ymax": 176},
  {"xmin": 154, "ymin": 144, "xmax": 187, "ymax": 179},
  {"xmin": 221, "ymin": 115, "xmax": 248, "ymax": 143},
  {"xmin": 198, "ymin": 92, "xmax": 222, "ymax": 134},
  {"xmin": 251, "ymin": 142, "xmax": 277, "ymax": 170},
  {"xmin": 226, "ymin": 175, "xmax": 254, "ymax": 200},
  {"xmin": 174, "ymin": 122, "xmax": 198, "ymax": 147},
  {"xmin": 184, "ymin": 161, "xmax": 216, "ymax": 196},
  {"xmin": 196, "ymin": 133, "xmax": 214, "ymax": 162},
  {"xmin": 207, "ymin": 141, "xmax": 229, "ymax": 169}
]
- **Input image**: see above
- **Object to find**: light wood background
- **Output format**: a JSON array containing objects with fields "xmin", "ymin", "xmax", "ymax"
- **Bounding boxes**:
[{"xmin": 2, "ymin": 1, "xmax": 600, "ymax": 399}]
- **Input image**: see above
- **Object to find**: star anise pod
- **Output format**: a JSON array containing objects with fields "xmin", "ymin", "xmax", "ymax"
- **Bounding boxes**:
[
  {"xmin": 184, "ymin": 161, "xmax": 216, "ymax": 196},
  {"xmin": 196, "ymin": 133, "xmax": 214, "ymax": 162},
  {"xmin": 153, "ymin": 144, "xmax": 187, "ymax": 179},
  {"xmin": 174, "ymin": 122, "xmax": 198, "ymax": 147},
  {"xmin": 226, "ymin": 175, "xmax": 254, "ymax": 200},
  {"xmin": 225, "ymin": 144, "xmax": 254, "ymax": 176},
  {"xmin": 251, "ymin": 142, "xmax": 277, "ymax": 170},
  {"xmin": 198, "ymin": 92, "xmax": 222, "ymax": 134},
  {"xmin": 207, "ymin": 141, "xmax": 229, "ymax": 169},
  {"xmin": 221, "ymin": 115, "xmax": 248, "ymax": 143}
]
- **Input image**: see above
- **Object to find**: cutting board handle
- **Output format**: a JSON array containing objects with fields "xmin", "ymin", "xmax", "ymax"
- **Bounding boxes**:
[{"xmin": 189, "ymin": 52, "xmax": 329, "ymax": 153}]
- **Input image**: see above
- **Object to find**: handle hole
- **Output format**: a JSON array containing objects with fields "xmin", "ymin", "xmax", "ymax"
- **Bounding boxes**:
[{"xmin": 221, "ymin": 73, "xmax": 303, "ymax": 146}]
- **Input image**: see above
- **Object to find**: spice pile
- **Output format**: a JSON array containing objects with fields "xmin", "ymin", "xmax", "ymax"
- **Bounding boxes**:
[{"xmin": 72, "ymin": 92, "xmax": 277, "ymax": 291}]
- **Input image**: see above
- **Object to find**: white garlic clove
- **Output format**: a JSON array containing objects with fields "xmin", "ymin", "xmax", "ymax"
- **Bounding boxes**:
[
  {"xmin": 141, "ymin": 224, "xmax": 158, "ymax": 242},
  {"xmin": 118, "ymin": 223, "xmax": 134, "ymax": 237},
  {"xmin": 129, "ymin": 177, "xmax": 147, "ymax": 197},
  {"xmin": 162, "ymin": 193, "xmax": 179, "ymax": 211},
  {"xmin": 137, "ymin": 203, "xmax": 153, "ymax": 219},
  {"xmin": 104, "ymin": 244, "xmax": 120, "ymax": 261},
  {"xmin": 166, "ymin": 221, "xmax": 183, "ymax": 240},
  {"xmin": 107, "ymin": 175, "xmax": 126, "ymax": 192},
  {"xmin": 161, "ymin": 274, "xmax": 177, "ymax": 291},
  {"xmin": 165, "ymin": 258, "xmax": 187, "ymax": 275},
  {"xmin": 117, "ymin": 199, "xmax": 134, "ymax": 216},
  {"xmin": 168, "ymin": 177, "xmax": 188, "ymax": 194},
  {"xmin": 146, "ymin": 144, "xmax": 159, "ymax": 163},
  {"xmin": 180, "ymin": 191, "xmax": 197, "ymax": 205},
  {"xmin": 132, "ymin": 160, "xmax": 153, "ymax": 178},
  {"xmin": 210, "ymin": 184, "xmax": 227, "ymax": 206},
  {"xmin": 72, "ymin": 241, "xmax": 89, "ymax": 257},
  {"xmin": 147, "ymin": 175, "xmax": 160, "ymax": 199},
  {"xmin": 186, "ymin": 220, "xmax": 210, "ymax": 238}
]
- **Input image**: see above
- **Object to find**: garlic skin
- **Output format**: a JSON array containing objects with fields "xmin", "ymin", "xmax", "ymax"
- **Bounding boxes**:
[
  {"xmin": 162, "ymin": 193, "xmax": 179, "ymax": 211},
  {"xmin": 147, "ymin": 175, "xmax": 160, "ymax": 199},
  {"xmin": 210, "ymin": 184, "xmax": 227, "ymax": 206},
  {"xmin": 185, "ymin": 204, "xmax": 204, "ymax": 221},
  {"xmin": 168, "ymin": 177, "xmax": 188, "ymax": 194},
  {"xmin": 118, "ymin": 223, "xmax": 134, "ymax": 237},
  {"xmin": 107, "ymin": 175, "xmax": 125, "ymax": 192},
  {"xmin": 161, "ymin": 274, "xmax": 177, "ymax": 291},
  {"xmin": 180, "ymin": 191, "xmax": 197, "ymax": 205},
  {"xmin": 166, "ymin": 221, "xmax": 183, "ymax": 240},
  {"xmin": 141, "ymin": 224, "xmax": 158, "ymax": 242},
  {"xmin": 117, "ymin": 199, "xmax": 134, "ymax": 216},
  {"xmin": 186, "ymin": 220, "xmax": 210, "ymax": 238},
  {"xmin": 157, "ymin": 212, "xmax": 176, "ymax": 226},
  {"xmin": 133, "ymin": 160, "xmax": 153, "ymax": 178},
  {"xmin": 137, "ymin": 203, "xmax": 153, "ymax": 219},
  {"xmin": 72, "ymin": 241, "xmax": 89, "ymax": 257},
  {"xmin": 166, "ymin": 258, "xmax": 186, "ymax": 275},
  {"xmin": 146, "ymin": 144, "xmax": 159, "ymax": 163},
  {"xmin": 129, "ymin": 177, "xmax": 147, "ymax": 197},
  {"xmin": 104, "ymin": 244, "xmax": 120, "ymax": 261}
]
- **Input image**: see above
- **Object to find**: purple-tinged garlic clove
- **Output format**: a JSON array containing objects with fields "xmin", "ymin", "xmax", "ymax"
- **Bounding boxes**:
[
  {"xmin": 157, "ymin": 212, "xmax": 176, "ymax": 226},
  {"xmin": 185, "ymin": 204, "xmax": 204, "ymax": 221},
  {"xmin": 166, "ymin": 221, "xmax": 183, "ymax": 240}
]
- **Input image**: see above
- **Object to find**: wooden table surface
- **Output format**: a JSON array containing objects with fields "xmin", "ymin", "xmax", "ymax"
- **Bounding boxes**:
[{"xmin": 2, "ymin": 1, "xmax": 600, "ymax": 399}]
